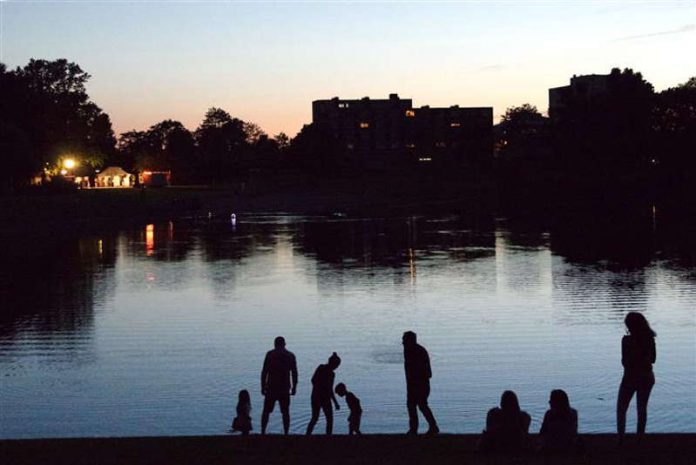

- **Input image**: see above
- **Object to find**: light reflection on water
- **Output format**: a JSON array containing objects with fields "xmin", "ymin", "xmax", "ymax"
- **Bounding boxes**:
[{"xmin": 0, "ymin": 214, "xmax": 695, "ymax": 438}]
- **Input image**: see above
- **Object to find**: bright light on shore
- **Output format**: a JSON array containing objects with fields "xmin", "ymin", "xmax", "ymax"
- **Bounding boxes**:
[{"xmin": 63, "ymin": 159, "xmax": 76, "ymax": 169}]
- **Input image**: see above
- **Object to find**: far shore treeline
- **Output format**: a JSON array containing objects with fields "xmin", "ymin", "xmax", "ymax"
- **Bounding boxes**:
[{"xmin": 1, "ymin": 58, "xmax": 695, "ymax": 203}]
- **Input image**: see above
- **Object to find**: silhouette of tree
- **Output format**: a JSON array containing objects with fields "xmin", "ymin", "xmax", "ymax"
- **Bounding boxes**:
[
  {"xmin": 287, "ymin": 123, "xmax": 343, "ymax": 176},
  {"xmin": 274, "ymin": 132, "xmax": 291, "ymax": 151},
  {"xmin": 118, "ymin": 120, "xmax": 195, "ymax": 183},
  {"xmin": 243, "ymin": 121, "xmax": 266, "ymax": 144},
  {"xmin": 653, "ymin": 77, "xmax": 696, "ymax": 169},
  {"xmin": 0, "ymin": 59, "xmax": 115, "ymax": 190},
  {"xmin": 496, "ymin": 104, "xmax": 549, "ymax": 158},
  {"xmin": 195, "ymin": 107, "xmax": 248, "ymax": 184},
  {"xmin": 557, "ymin": 68, "xmax": 654, "ymax": 171}
]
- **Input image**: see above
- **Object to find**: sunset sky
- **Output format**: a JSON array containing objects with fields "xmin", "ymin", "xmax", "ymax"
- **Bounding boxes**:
[{"xmin": 2, "ymin": 1, "xmax": 694, "ymax": 138}]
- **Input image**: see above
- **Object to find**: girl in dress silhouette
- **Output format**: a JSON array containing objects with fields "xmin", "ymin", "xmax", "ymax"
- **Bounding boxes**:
[
  {"xmin": 616, "ymin": 312, "xmax": 656, "ymax": 444},
  {"xmin": 231, "ymin": 389, "xmax": 252, "ymax": 435}
]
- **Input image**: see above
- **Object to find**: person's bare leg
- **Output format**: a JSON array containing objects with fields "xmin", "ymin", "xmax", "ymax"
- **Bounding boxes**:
[
  {"xmin": 636, "ymin": 381, "xmax": 654, "ymax": 436},
  {"xmin": 305, "ymin": 403, "xmax": 320, "ymax": 435},
  {"xmin": 616, "ymin": 381, "xmax": 634, "ymax": 444},
  {"xmin": 419, "ymin": 401, "xmax": 439, "ymax": 434},
  {"xmin": 323, "ymin": 403, "xmax": 333, "ymax": 435},
  {"xmin": 261, "ymin": 407, "xmax": 270, "ymax": 435},
  {"xmin": 407, "ymin": 398, "xmax": 418, "ymax": 434}
]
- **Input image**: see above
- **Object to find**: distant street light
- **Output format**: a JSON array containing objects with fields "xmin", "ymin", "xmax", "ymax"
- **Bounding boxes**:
[{"xmin": 63, "ymin": 158, "xmax": 76, "ymax": 169}]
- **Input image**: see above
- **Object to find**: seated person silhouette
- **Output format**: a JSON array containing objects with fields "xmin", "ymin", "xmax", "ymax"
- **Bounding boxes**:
[
  {"xmin": 335, "ymin": 382, "xmax": 362, "ymax": 435},
  {"xmin": 231, "ymin": 389, "xmax": 252, "ymax": 435},
  {"xmin": 479, "ymin": 390, "xmax": 531, "ymax": 452},
  {"xmin": 539, "ymin": 389, "xmax": 578, "ymax": 452}
]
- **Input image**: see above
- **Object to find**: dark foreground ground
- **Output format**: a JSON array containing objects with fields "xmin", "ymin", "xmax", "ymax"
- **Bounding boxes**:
[{"xmin": 2, "ymin": 434, "xmax": 695, "ymax": 465}]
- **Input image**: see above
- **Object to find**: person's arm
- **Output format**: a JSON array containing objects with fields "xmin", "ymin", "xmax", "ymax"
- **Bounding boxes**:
[
  {"xmin": 261, "ymin": 353, "xmax": 269, "ymax": 395},
  {"xmin": 522, "ymin": 412, "xmax": 531, "ymax": 433},
  {"xmin": 650, "ymin": 337, "xmax": 656, "ymax": 364},
  {"xmin": 425, "ymin": 348, "xmax": 432, "ymax": 379},
  {"xmin": 330, "ymin": 373, "xmax": 340, "ymax": 409},
  {"xmin": 621, "ymin": 336, "xmax": 628, "ymax": 368},
  {"xmin": 485, "ymin": 408, "xmax": 497, "ymax": 432},
  {"xmin": 572, "ymin": 409, "xmax": 578, "ymax": 435},
  {"xmin": 539, "ymin": 411, "xmax": 549, "ymax": 435},
  {"xmin": 291, "ymin": 354, "xmax": 298, "ymax": 395}
]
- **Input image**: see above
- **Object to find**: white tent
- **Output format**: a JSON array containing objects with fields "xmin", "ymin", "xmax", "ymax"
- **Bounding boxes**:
[{"xmin": 96, "ymin": 166, "xmax": 133, "ymax": 187}]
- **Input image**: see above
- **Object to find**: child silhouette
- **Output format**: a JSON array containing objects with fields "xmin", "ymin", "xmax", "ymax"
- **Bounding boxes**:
[
  {"xmin": 335, "ymin": 382, "xmax": 362, "ymax": 435},
  {"xmin": 231, "ymin": 389, "xmax": 252, "ymax": 435}
]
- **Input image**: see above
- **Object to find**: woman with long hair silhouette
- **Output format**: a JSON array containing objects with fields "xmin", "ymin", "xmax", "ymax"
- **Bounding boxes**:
[
  {"xmin": 616, "ymin": 312, "xmax": 656, "ymax": 443},
  {"xmin": 479, "ymin": 390, "xmax": 531, "ymax": 451}
]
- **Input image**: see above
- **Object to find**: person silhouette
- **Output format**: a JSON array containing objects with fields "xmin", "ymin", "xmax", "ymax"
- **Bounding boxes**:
[
  {"xmin": 335, "ymin": 382, "xmax": 362, "ymax": 435},
  {"xmin": 617, "ymin": 312, "xmax": 656, "ymax": 444},
  {"xmin": 539, "ymin": 389, "xmax": 578, "ymax": 452},
  {"xmin": 231, "ymin": 389, "xmax": 252, "ymax": 435},
  {"xmin": 305, "ymin": 352, "xmax": 341, "ymax": 435},
  {"xmin": 260, "ymin": 336, "xmax": 298, "ymax": 435},
  {"xmin": 402, "ymin": 331, "xmax": 439, "ymax": 435},
  {"xmin": 479, "ymin": 390, "xmax": 531, "ymax": 452}
]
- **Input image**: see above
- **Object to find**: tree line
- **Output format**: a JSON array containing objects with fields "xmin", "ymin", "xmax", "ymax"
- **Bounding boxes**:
[
  {"xmin": 494, "ymin": 68, "xmax": 696, "ymax": 202},
  {"xmin": 2, "ymin": 59, "xmax": 694, "ymax": 195},
  {"xmin": 0, "ymin": 58, "xmax": 325, "ymax": 191}
]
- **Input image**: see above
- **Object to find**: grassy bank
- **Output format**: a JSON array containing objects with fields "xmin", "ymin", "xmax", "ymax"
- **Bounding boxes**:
[
  {"xmin": 0, "ymin": 175, "xmax": 495, "ymax": 235},
  {"xmin": 2, "ymin": 434, "xmax": 695, "ymax": 465}
]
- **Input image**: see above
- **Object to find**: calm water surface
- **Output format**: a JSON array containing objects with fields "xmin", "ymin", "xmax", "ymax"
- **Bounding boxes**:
[{"xmin": 1, "ymin": 213, "xmax": 695, "ymax": 438}]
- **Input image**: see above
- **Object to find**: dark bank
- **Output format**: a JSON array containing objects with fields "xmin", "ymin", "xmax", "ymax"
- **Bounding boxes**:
[{"xmin": 2, "ymin": 435, "xmax": 696, "ymax": 465}]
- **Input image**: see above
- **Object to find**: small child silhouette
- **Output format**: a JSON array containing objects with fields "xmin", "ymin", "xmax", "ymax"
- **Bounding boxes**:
[
  {"xmin": 335, "ymin": 382, "xmax": 362, "ymax": 435},
  {"xmin": 231, "ymin": 389, "xmax": 252, "ymax": 435}
]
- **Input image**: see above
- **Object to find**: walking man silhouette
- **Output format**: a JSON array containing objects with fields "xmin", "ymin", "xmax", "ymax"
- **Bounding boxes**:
[
  {"xmin": 260, "ymin": 336, "xmax": 298, "ymax": 435},
  {"xmin": 403, "ymin": 331, "xmax": 439, "ymax": 435}
]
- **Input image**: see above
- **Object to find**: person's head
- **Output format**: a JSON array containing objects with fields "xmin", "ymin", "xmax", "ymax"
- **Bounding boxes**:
[
  {"xmin": 624, "ymin": 312, "xmax": 656, "ymax": 338},
  {"xmin": 402, "ymin": 331, "xmax": 417, "ymax": 347},
  {"xmin": 549, "ymin": 389, "xmax": 571, "ymax": 412},
  {"xmin": 238, "ymin": 389, "xmax": 250, "ymax": 404},
  {"xmin": 500, "ymin": 390, "xmax": 521, "ymax": 413},
  {"xmin": 274, "ymin": 336, "xmax": 286, "ymax": 349},
  {"xmin": 335, "ymin": 382, "xmax": 347, "ymax": 397},
  {"xmin": 328, "ymin": 352, "xmax": 341, "ymax": 370}
]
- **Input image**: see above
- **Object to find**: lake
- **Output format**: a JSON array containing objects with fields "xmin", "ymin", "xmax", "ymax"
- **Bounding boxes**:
[{"xmin": 1, "ymin": 211, "xmax": 695, "ymax": 438}]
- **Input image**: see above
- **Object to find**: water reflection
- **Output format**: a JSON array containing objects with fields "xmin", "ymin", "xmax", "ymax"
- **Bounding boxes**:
[
  {"xmin": 0, "ymin": 211, "xmax": 694, "ymax": 437},
  {"xmin": 0, "ymin": 236, "xmax": 116, "ymax": 341}
]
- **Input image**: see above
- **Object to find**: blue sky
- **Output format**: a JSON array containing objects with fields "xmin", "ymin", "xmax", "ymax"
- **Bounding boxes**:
[{"xmin": 2, "ymin": 1, "xmax": 694, "ymax": 137}]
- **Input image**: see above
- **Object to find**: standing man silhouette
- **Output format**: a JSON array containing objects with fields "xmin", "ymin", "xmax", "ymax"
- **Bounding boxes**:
[
  {"xmin": 261, "ymin": 336, "xmax": 298, "ymax": 435},
  {"xmin": 403, "ymin": 331, "xmax": 439, "ymax": 435}
]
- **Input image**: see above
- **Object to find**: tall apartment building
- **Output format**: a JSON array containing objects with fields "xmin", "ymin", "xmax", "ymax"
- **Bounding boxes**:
[
  {"xmin": 549, "ymin": 74, "xmax": 610, "ymax": 122},
  {"xmin": 312, "ymin": 94, "xmax": 492, "ymax": 170}
]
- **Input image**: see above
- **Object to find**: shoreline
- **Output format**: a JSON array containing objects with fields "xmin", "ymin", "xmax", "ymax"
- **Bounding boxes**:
[{"xmin": 2, "ymin": 434, "xmax": 696, "ymax": 465}]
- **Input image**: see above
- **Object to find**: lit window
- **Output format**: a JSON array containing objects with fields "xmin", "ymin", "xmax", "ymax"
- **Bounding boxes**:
[
  {"xmin": 405, "ymin": 110, "xmax": 415, "ymax": 117},
  {"xmin": 359, "ymin": 122, "xmax": 370, "ymax": 129},
  {"xmin": 338, "ymin": 102, "xmax": 350, "ymax": 109},
  {"xmin": 418, "ymin": 157, "xmax": 432, "ymax": 162},
  {"xmin": 450, "ymin": 122, "xmax": 461, "ymax": 127},
  {"xmin": 347, "ymin": 143, "xmax": 354, "ymax": 150},
  {"xmin": 405, "ymin": 143, "xmax": 415, "ymax": 148},
  {"xmin": 436, "ymin": 141, "xmax": 446, "ymax": 148}
]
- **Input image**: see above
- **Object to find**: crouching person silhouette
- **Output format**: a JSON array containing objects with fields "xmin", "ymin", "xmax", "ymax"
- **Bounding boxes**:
[
  {"xmin": 335, "ymin": 382, "xmax": 362, "ymax": 435},
  {"xmin": 306, "ymin": 352, "xmax": 341, "ymax": 435}
]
